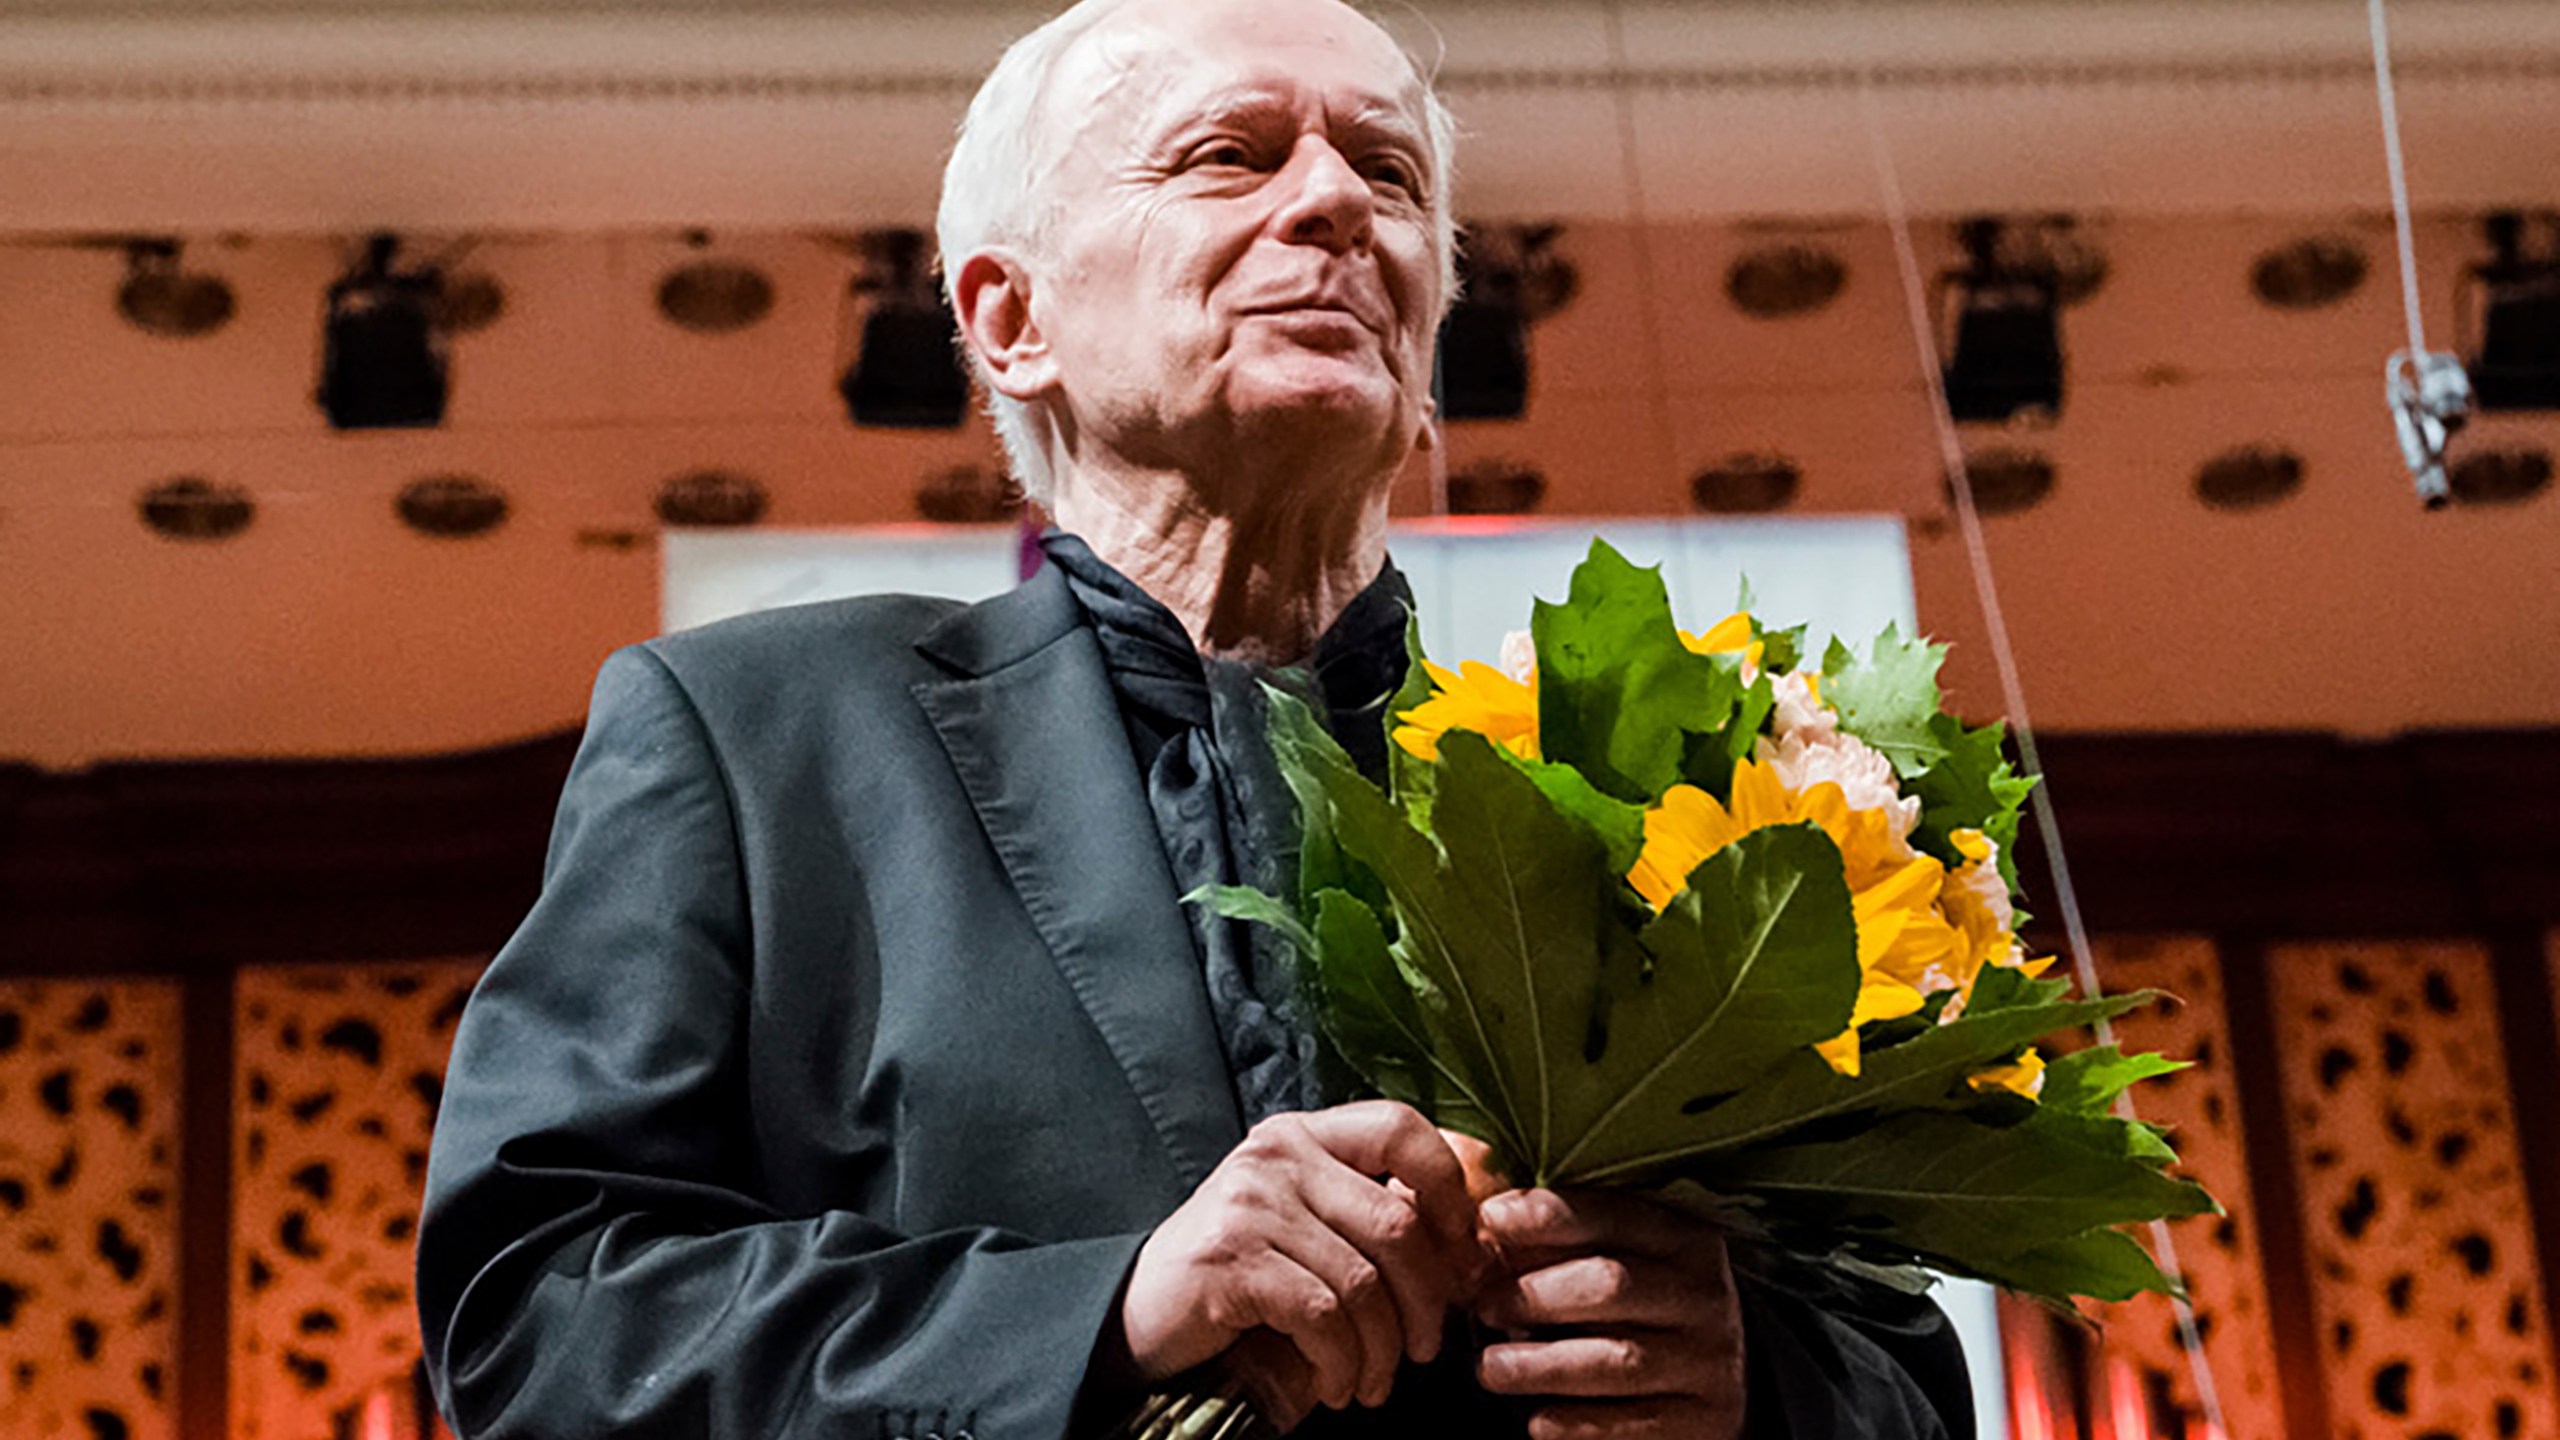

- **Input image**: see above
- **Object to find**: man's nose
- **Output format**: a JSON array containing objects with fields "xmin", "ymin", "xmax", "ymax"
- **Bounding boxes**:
[{"xmin": 1274, "ymin": 136, "xmax": 1375, "ymax": 254}]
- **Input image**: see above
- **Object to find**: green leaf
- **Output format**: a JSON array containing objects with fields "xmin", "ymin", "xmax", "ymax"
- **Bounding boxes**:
[
  {"xmin": 1509, "ymin": 755, "xmax": 1649, "ymax": 878},
  {"xmin": 1821, "ymin": 624, "xmax": 1953, "ymax": 779},
  {"xmin": 1956, "ymin": 1226, "xmax": 2181, "ymax": 1303},
  {"xmin": 1190, "ymin": 884, "xmax": 1315, "ymax": 956},
  {"xmin": 1279, "ymin": 719, "xmax": 1615, "ymax": 1169},
  {"xmin": 2039, "ymin": 1046, "xmax": 2192, "ymax": 1117},
  {"xmin": 1908, "ymin": 713, "xmax": 2037, "ymax": 890},
  {"xmin": 1305, "ymin": 887, "xmax": 1443, "ymax": 1117},
  {"xmin": 1533, "ymin": 540, "xmax": 1739, "ymax": 803},
  {"xmin": 1545, "ymin": 823, "xmax": 1865, "ymax": 1186},
  {"xmin": 1573, "ymin": 983, "xmax": 2158, "ymax": 1181},
  {"xmin": 1717, "ymin": 1106, "xmax": 2218, "ymax": 1274}
]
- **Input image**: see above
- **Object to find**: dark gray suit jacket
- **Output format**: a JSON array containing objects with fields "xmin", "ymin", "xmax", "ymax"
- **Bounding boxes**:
[{"xmin": 417, "ymin": 565, "xmax": 1972, "ymax": 1440}]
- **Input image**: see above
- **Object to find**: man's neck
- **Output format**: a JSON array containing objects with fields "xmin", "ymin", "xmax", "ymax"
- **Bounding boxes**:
[{"xmin": 1049, "ymin": 463, "xmax": 1391, "ymax": 667}]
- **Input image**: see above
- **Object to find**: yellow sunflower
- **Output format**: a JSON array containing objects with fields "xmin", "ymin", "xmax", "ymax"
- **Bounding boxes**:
[
  {"xmin": 1391, "ymin": 659, "xmax": 1540, "ymax": 762},
  {"xmin": 1629, "ymin": 759, "xmax": 1954, "ymax": 1076}
]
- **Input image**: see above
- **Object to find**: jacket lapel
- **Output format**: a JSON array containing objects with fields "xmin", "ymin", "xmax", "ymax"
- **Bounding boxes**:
[{"xmin": 911, "ymin": 567, "xmax": 1246, "ymax": 1188}]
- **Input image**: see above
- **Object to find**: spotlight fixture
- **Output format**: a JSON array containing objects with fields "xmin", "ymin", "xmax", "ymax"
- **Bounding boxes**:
[
  {"xmin": 396, "ymin": 474, "xmax": 510, "ymax": 538},
  {"xmin": 2447, "ymin": 445, "xmax": 2553, "ymax": 505},
  {"xmin": 139, "ymin": 476, "xmax": 254, "ymax": 541},
  {"xmin": 658, "ymin": 233, "xmax": 775, "ymax": 333},
  {"xmin": 1690, "ymin": 453, "xmax": 1802, "ymax": 514},
  {"xmin": 2251, "ymin": 235, "xmax": 2367, "ymax": 311},
  {"xmin": 1438, "ymin": 223, "xmax": 1576, "ymax": 422},
  {"xmin": 839, "ymin": 229, "xmax": 968, "ymax": 429},
  {"xmin": 1725, "ymin": 242, "xmax": 1846, "ymax": 320},
  {"xmin": 1944, "ymin": 447, "xmax": 2054, "ymax": 517},
  {"xmin": 116, "ymin": 239, "xmax": 235, "ymax": 338},
  {"xmin": 2193, "ymin": 445, "xmax": 2305, "ymax": 512},
  {"xmin": 1937, "ymin": 217, "xmax": 2070, "ymax": 426},
  {"xmin": 316, "ymin": 234, "xmax": 449, "ymax": 430},
  {"xmin": 656, "ymin": 469, "xmax": 768, "ymax": 528},
  {"xmin": 1445, "ymin": 459, "xmax": 1546, "ymax": 515},
  {"xmin": 2460, "ymin": 211, "xmax": 2560, "ymax": 412},
  {"xmin": 914, "ymin": 464, "xmax": 1018, "ymax": 524}
]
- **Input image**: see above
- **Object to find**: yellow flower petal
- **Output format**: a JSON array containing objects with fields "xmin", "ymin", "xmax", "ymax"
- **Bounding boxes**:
[
  {"xmin": 1969, "ymin": 1048, "xmax": 2047, "ymax": 1100},
  {"xmin": 1814, "ymin": 1027, "xmax": 1864, "ymax": 1077},
  {"xmin": 1393, "ymin": 656, "xmax": 1540, "ymax": 763},
  {"xmin": 1682, "ymin": 612, "xmax": 1755, "ymax": 655}
]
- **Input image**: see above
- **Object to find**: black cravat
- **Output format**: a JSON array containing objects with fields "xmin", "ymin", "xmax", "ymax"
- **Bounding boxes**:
[{"xmin": 1039, "ymin": 532, "xmax": 1411, "ymax": 1128}]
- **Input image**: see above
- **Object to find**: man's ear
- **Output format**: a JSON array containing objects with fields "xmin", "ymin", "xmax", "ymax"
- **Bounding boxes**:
[
  {"xmin": 952, "ymin": 250, "xmax": 1057, "ymax": 403},
  {"xmin": 1414, "ymin": 396, "xmax": 1440, "ymax": 454}
]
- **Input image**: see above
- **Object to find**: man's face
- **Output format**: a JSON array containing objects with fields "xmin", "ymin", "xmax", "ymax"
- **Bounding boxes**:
[{"xmin": 1027, "ymin": 0, "xmax": 1446, "ymax": 485}]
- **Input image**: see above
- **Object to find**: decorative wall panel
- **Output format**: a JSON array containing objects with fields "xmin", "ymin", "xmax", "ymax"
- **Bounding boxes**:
[
  {"xmin": 2271, "ymin": 941, "xmax": 2554, "ymax": 1440},
  {"xmin": 0, "ymin": 979, "xmax": 182, "ymax": 1440},
  {"xmin": 231, "ymin": 962, "xmax": 482, "ymax": 1440},
  {"xmin": 2087, "ymin": 936, "xmax": 2283, "ymax": 1439}
]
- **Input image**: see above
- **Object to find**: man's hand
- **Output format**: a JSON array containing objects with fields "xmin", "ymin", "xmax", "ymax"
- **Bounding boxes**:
[
  {"xmin": 1121, "ymin": 1102, "xmax": 1485, "ymax": 1421},
  {"xmin": 1474, "ymin": 1187, "xmax": 1747, "ymax": 1440}
]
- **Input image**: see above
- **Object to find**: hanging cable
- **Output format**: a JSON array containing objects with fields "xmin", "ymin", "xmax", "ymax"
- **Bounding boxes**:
[
  {"xmin": 2369, "ymin": 0, "xmax": 2472, "ymax": 508},
  {"xmin": 1851, "ymin": 76, "xmax": 2234, "ymax": 1440}
]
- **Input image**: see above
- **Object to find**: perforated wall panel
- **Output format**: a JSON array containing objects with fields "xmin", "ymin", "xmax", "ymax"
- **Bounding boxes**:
[
  {"xmin": 231, "ymin": 962, "xmax": 481, "ymax": 1440},
  {"xmin": 2271, "ymin": 941, "xmax": 2554, "ymax": 1440},
  {"xmin": 0, "ymin": 980, "xmax": 182, "ymax": 1440},
  {"xmin": 2088, "ymin": 936, "xmax": 2283, "ymax": 1438}
]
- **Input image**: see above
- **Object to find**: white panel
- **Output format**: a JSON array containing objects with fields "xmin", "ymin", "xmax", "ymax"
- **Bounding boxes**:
[
  {"xmin": 1392, "ymin": 515, "xmax": 1916, "ymax": 670},
  {"xmin": 661, "ymin": 524, "xmax": 1021, "ymax": 632}
]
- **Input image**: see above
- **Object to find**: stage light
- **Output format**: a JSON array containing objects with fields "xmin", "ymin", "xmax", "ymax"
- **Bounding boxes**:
[
  {"xmin": 1438, "ymin": 223, "xmax": 1576, "ymax": 422},
  {"xmin": 656, "ymin": 469, "xmax": 768, "ymax": 528},
  {"xmin": 2193, "ymin": 445, "xmax": 2305, "ymax": 512},
  {"xmin": 139, "ymin": 476, "xmax": 254, "ymax": 541},
  {"xmin": 396, "ymin": 475, "xmax": 510, "ymax": 539},
  {"xmin": 116, "ymin": 238, "xmax": 234, "ymax": 338},
  {"xmin": 1938, "ymin": 217, "xmax": 2066, "ymax": 426},
  {"xmin": 1446, "ymin": 460, "xmax": 1546, "ymax": 515},
  {"xmin": 2461, "ymin": 212, "xmax": 2560, "ymax": 412},
  {"xmin": 1690, "ymin": 453, "xmax": 1802, "ymax": 514},
  {"xmin": 317, "ymin": 234, "xmax": 448, "ymax": 431},
  {"xmin": 839, "ymin": 229, "xmax": 968, "ymax": 429}
]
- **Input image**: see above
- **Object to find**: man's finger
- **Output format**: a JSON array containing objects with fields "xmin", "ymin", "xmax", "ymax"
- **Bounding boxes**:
[
  {"xmin": 1477, "ymin": 1332, "xmax": 1720, "ymax": 1398},
  {"xmin": 1233, "ymin": 1254, "xmax": 1367, "ymax": 1411},
  {"xmin": 1263, "ymin": 1215, "xmax": 1406, "ymax": 1408},
  {"xmin": 1296, "ymin": 1162, "xmax": 1459, "ymax": 1365},
  {"xmin": 1476, "ymin": 1253, "xmax": 1698, "ymax": 1331},
  {"xmin": 1479, "ymin": 1187, "xmax": 1703, "ymax": 1266},
  {"xmin": 1295, "ymin": 1103, "xmax": 1483, "ymax": 1271}
]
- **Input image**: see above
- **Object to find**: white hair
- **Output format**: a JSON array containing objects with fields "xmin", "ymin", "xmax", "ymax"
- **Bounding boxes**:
[{"xmin": 936, "ymin": 0, "xmax": 1462, "ymax": 505}]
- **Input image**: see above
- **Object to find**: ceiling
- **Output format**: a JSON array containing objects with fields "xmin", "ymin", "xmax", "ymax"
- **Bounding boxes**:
[
  {"xmin": 4, "ymin": 1, "xmax": 2560, "ymax": 231},
  {"xmin": 0, "ymin": 0, "xmax": 2555, "ymax": 766}
]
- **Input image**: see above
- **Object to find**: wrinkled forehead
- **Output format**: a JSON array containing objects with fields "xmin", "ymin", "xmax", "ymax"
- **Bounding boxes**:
[{"xmin": 1044, "ymin": 0, "xmax": 1435, "ymax": 170}]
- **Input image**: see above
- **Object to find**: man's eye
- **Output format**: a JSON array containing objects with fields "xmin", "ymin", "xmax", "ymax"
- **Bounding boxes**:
[
  {"xmin": 1364, "ymin": 158, "xmax": 1422, "ymax": 195},
  {"xmin": 1190, "ymin": 141, "xmax": 1256, "ymax": 169}
]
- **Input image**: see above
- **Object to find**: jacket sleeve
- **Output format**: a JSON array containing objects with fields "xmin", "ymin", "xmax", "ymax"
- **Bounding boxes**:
[
  {"xmin": 416, "ymin": 645, "xmax": 1148, "ymax": 1440},
  {"xmin": 1738, "ymin": 1264, "xmax": 1977, "ymax": 1440}
]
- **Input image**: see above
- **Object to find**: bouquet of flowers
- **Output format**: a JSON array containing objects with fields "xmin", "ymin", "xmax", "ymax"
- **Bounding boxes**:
[{"xmin": 1208, "ymin": 539, "xmax": 2216, "ymax": 1305}]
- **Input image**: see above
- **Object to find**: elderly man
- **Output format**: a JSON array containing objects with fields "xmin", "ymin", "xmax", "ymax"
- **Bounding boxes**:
[{"xmin": 417, "ymin": 0, "xmax": 1973, "ymax": 1436}]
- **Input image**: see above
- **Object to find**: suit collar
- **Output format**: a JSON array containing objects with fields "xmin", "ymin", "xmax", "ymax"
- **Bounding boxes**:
[
  {"xmin": 913, "ymin": 562, "xmax": 1083, "ymax": 678},
  {"xmin": 910, "ymin": 570, "xmax": 1247, "ymax": 1188}
]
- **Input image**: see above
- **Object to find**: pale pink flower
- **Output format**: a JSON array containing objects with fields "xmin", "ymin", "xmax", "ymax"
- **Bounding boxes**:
[
  {"xmin": 1756, "ymin": 728, "xmax": 1923, "ymax": 848},
  {"xmin": 1770, "ymin": 670, "xmax": 1837, "ymax": 741},
  {"xmin": 1499, "ymin": 629, "xmax": 1538, "ymax": 686}
]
